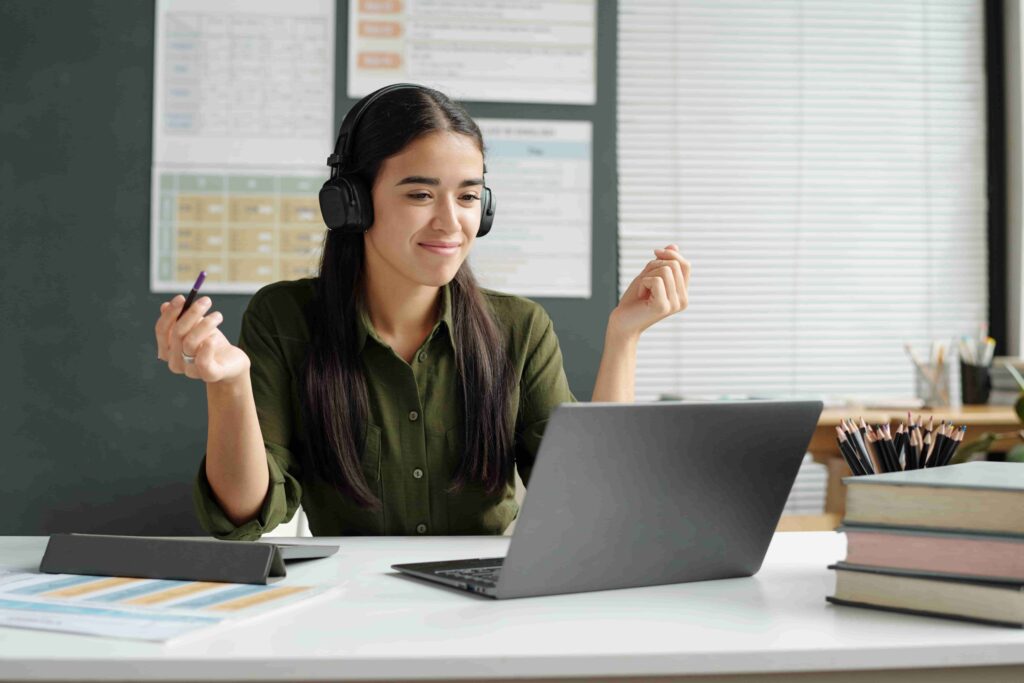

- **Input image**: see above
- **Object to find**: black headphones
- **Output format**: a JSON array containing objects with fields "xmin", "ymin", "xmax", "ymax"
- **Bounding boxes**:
[{"xmin": 319, "ymin": 83, "xmax": 496, "ymax": 237}]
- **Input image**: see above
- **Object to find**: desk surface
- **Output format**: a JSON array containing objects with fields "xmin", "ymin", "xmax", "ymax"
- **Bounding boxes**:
[{"xmin": 1, "ymin": 533, "xmax": 1023, "ymax": 681}]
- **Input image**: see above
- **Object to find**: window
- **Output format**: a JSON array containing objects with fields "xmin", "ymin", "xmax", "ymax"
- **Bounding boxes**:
[{"xmin": 618, "ymin": 0, "xmax": 988, "ymax": 401}]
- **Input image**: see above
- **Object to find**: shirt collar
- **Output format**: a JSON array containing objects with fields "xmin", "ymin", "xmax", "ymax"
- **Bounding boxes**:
[
  {"xmin": 437, "ymin": 283, "xmax": 457, "ymax": 353},
  {"xmin": 355, "ymin": 284, "xmax": 457, "ymax": 354}
]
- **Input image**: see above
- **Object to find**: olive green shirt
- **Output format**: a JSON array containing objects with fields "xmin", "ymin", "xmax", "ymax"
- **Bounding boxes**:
[{"xmin": 193, "ymin": 278, "xmax": 576, "ymax": 539}]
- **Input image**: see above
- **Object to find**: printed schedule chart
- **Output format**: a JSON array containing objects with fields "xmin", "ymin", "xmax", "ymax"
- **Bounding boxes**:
[
  {"xmin": 150, "ymin": 0, "xmax": 335, "ymax": 294},
  {"xmin": 155, "ymin": 173, "xmax": 326, "ymax": 292}
]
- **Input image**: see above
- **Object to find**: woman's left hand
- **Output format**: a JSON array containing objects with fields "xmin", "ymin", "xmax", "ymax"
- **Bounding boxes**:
[{"xmin": 609, "ymin": 244, "xmax": 690, "ymax": 341}]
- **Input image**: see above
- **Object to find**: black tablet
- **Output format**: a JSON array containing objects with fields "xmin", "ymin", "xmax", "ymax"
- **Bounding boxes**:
[{"xmin": 271, "ymin": 542, "xmax": 340, "ymax": 562}]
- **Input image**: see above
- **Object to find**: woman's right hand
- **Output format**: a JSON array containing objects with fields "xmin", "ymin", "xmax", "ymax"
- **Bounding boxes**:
[{"xmin": 155, "ymin": 295, "xmax": 250, "ymax": 384}]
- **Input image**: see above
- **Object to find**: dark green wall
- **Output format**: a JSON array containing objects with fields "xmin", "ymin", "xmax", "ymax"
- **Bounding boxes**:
[{"xmin": 0, "ymin": 1, "xmax": 618, "ymax": 534}]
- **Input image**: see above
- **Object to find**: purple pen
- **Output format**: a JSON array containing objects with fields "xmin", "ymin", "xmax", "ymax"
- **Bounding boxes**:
[{"xmin": 176, "ymin": 271, "xmax": 207, "ymax": 320}]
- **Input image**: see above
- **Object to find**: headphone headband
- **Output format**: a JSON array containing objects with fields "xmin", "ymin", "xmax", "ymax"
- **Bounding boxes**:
[{"xmin": 327, "ymin": 83, "xmax": 425, "ymax": 175}]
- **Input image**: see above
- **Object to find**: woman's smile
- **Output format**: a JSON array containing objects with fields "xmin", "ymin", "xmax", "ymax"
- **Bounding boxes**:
[{"xmin": 418, "ymin": 241, "xmax": 462, "ymax": 256}]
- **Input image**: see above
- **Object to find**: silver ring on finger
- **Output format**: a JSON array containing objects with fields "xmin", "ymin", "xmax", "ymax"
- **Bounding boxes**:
[{"xmin": 181, "ymin": 350, "xmax": 196, "ymax": 364}]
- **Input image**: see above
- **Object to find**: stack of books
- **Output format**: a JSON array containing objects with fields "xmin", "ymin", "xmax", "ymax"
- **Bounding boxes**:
[{"xmin": 827, "ymin": 462, "xmax": 1024, "ymax": 627}]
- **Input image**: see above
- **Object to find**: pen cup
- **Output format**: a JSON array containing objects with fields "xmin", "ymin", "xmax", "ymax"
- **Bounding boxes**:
[
  {"xmin": 959, "ymin": 361, "xmax": 991, "ymax": 405},
  {"xmin": 914, "ymin": 362, "xmax": 955, "ymax": 408}
]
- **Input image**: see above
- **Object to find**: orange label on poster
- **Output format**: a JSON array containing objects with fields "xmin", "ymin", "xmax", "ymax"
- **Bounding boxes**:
[
  {"xmin": 359, "ymin": 20, "xmax": 402, "ymax": 38},
  {"xmin": 357, "ymin": 52, "xmax": 402, "ymax": 69},
  {"xmin": 360, "ymin": 0, "xmax": 402, "ymax": 14}
]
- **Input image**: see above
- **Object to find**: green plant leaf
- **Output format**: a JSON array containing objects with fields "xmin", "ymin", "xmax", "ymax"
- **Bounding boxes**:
[
  {"xmin": 1016, "ymin": 394, "xmax": 1024, "ymax": 424},
  {"xmin": 1008, "ymin": 444, "xmax": 1024, "ymax": 463},
  {"xmin": 950, "ymin": 432, "xmax": 999, "ymax": 464}
]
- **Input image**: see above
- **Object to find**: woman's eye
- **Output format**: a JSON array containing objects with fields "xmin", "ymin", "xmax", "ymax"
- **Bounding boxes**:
[{"xmin": 406, "ymin": 192, "xmax": 478, "ymax": 201}]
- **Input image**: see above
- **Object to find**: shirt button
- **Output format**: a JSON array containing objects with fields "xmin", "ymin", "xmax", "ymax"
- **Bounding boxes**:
[
  {"xmin": 409, "ymin": 411, "xmax": 419, "ymax": 422},
  {"xmin": 416, "ymin": 523, "xmax": 427, "ymax": 534},
  {"xmin": 418, "ymin": 352, "xmax": 427, "ymax": 362},
  {"xmin": 412, "ymin": 468, "xmax": 423, "ymax": 479}
]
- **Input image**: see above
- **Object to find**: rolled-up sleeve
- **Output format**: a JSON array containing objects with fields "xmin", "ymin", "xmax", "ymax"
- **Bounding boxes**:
[
  {"xmin": 192, "ymin": 305, "xmax": 303, "ymax": 540},
  {"xmin": 514, "ymin": 312, "xmax": 577, "ymax": 487}
]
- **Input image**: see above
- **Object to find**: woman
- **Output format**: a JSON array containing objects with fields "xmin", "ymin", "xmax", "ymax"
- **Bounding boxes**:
[{"xmin": 154, "ymin": 84, "xmax": 690, "ymax": 539}]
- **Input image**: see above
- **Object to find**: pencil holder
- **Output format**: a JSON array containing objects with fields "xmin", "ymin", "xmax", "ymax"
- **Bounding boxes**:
[
  {"xmin": 914, "ymin": 362, "xmax": 955, "ymax": 408},
  {"xmin": 959, "ymin": 361, "xmax": 991, "ymax": 405}
]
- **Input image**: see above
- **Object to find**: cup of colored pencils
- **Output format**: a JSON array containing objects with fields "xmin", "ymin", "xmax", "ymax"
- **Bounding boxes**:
[{"xmin": 834, "ymin": 414, "xmax": 966, "ymax": 475}]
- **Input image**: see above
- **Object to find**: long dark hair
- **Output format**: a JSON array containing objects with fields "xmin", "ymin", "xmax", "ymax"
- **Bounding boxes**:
[{"xmin": 300, "ymin": 86, "xmax": 516, "ymax": 509}]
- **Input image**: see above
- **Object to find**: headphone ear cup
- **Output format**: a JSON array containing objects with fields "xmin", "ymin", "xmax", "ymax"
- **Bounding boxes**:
[
  {"xmin": 319, "ymin": 175, "xmax": 374, "ymax": 232},
  {"xmin": 477, "ymin": 186, "xmax": 496, "ymax": 237}
]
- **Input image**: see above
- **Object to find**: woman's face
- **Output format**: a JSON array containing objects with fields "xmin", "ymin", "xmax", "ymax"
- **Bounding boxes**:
[{"xmin": 364, "ymin": 130, "xmax": 484, "ymax": 289}]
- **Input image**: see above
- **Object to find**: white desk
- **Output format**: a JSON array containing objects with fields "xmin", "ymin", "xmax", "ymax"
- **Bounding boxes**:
[{"xmin": 1, "ymin": 532, "xmax": 1022, "ymax": 682}]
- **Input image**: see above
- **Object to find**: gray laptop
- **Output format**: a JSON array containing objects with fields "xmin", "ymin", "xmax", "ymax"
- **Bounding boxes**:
[{"xmin": 392, "ymin": 400, "xmax": 823, "ymax": 599}]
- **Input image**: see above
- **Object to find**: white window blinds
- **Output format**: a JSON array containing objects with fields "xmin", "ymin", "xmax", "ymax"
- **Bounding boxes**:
[{"xmin": 617, "ymin": 0, "xmax": 988, "ymax": 401}]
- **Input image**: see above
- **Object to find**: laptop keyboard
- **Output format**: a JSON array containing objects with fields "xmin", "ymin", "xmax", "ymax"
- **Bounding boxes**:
[{"xmin": 436, "ymin": 565, "xmax": 503, "ymax": 586}]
